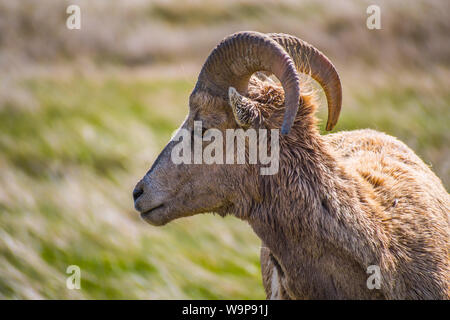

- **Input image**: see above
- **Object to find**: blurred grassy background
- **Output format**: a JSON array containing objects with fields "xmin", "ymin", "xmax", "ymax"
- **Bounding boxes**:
[{"xmin": 0, "ymin": 0, "xmax": 448, "ymax": 299}]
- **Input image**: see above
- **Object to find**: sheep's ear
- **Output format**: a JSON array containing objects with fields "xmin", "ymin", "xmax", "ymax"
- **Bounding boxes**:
[{"xmin": 228, "ymin": 87, "xmax": 260, "ymax": 128}]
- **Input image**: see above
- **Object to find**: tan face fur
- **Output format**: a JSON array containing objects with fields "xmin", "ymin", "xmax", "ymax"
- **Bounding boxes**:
[{"xmin": 133, "ymin": 77, "xmax": 282, "ymax": 225}]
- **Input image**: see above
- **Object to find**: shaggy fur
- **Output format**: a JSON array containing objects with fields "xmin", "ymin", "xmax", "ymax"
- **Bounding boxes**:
[
  {"xmin": 134, "ymin": 75, "xmax": 450, "ymax": 300},
  {"xmin": 244, "ymin": 78, "xmax": 450, "ymax": 299}
]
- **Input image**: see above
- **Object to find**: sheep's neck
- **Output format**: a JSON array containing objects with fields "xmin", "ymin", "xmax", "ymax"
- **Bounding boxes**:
[{"xmin": 244, "ymin": 132, "xmax": 387, "ymax": 298}]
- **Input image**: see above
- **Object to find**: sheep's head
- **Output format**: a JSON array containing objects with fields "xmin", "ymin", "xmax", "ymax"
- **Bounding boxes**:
[{"xmin": 133, "ymin": 31, "xmax": 342, "ymax": 226}]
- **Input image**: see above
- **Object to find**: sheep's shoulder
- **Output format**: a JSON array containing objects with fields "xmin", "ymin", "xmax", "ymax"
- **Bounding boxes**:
[
  {"xmin": 324, "ymin": 128, "xmax": 448, "ymax": 209},
  {"xmin": 323, "ymin": 129, "xmax": 449, "ymax": 256}
]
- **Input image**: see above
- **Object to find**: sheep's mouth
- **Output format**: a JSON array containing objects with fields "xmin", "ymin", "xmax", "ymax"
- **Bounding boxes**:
[
  {"xmin": 141, "ymin": 203, "xmax": 172, "ymax": 226},
  {"xmin": 141, "ymin": 204, "xmax": 165, "ymax": 218}
]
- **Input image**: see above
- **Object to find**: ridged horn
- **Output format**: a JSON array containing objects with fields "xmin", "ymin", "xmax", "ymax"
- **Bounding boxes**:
[
  {"xmin": 269, "ymin": 33, "xmax": 342, "ymax": 131},
  {"xmin": 195, "ymin": 31, "xmax": 300, "ymax": 135}
]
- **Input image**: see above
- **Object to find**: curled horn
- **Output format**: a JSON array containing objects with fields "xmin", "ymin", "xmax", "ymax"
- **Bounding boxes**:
[
  {"xmin": 195, "ymin": 31, "xmax": 300, "ymax": 135},
  {"xmin": 269, "ymin": 33, "xmax": 342, "ymax": 131}
]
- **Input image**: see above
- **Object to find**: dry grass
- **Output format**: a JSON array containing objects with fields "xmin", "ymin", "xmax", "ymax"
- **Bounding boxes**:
[{"xmin": 1, "ymin": 0, "xmax": 448, "ymax": 68}]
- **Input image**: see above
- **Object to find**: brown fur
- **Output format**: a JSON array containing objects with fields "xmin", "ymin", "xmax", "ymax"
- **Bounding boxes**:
[{"xmin": 134, "ymin": 76, "xmax": 450, "ymax": 299}]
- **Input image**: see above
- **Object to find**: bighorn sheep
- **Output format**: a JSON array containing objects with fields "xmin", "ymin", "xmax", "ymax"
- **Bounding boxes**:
[{"xmin": 133, "ymin": 31, "xmax": 450, "ymax": 299}]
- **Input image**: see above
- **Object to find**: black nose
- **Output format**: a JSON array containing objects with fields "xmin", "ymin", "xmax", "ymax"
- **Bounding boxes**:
[{"xmin": 133, "ymin": 183, "xmax": 144, "ymax": 202}]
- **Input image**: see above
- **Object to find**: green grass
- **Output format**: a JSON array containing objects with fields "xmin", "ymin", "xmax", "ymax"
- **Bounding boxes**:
[
  {"xmin": 0, "ymin": 70, "xmax": 448, "ymax": 299},
  {"xmin": 0, "ymin": 76, "xmax": 263, "ymax": 299}
]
